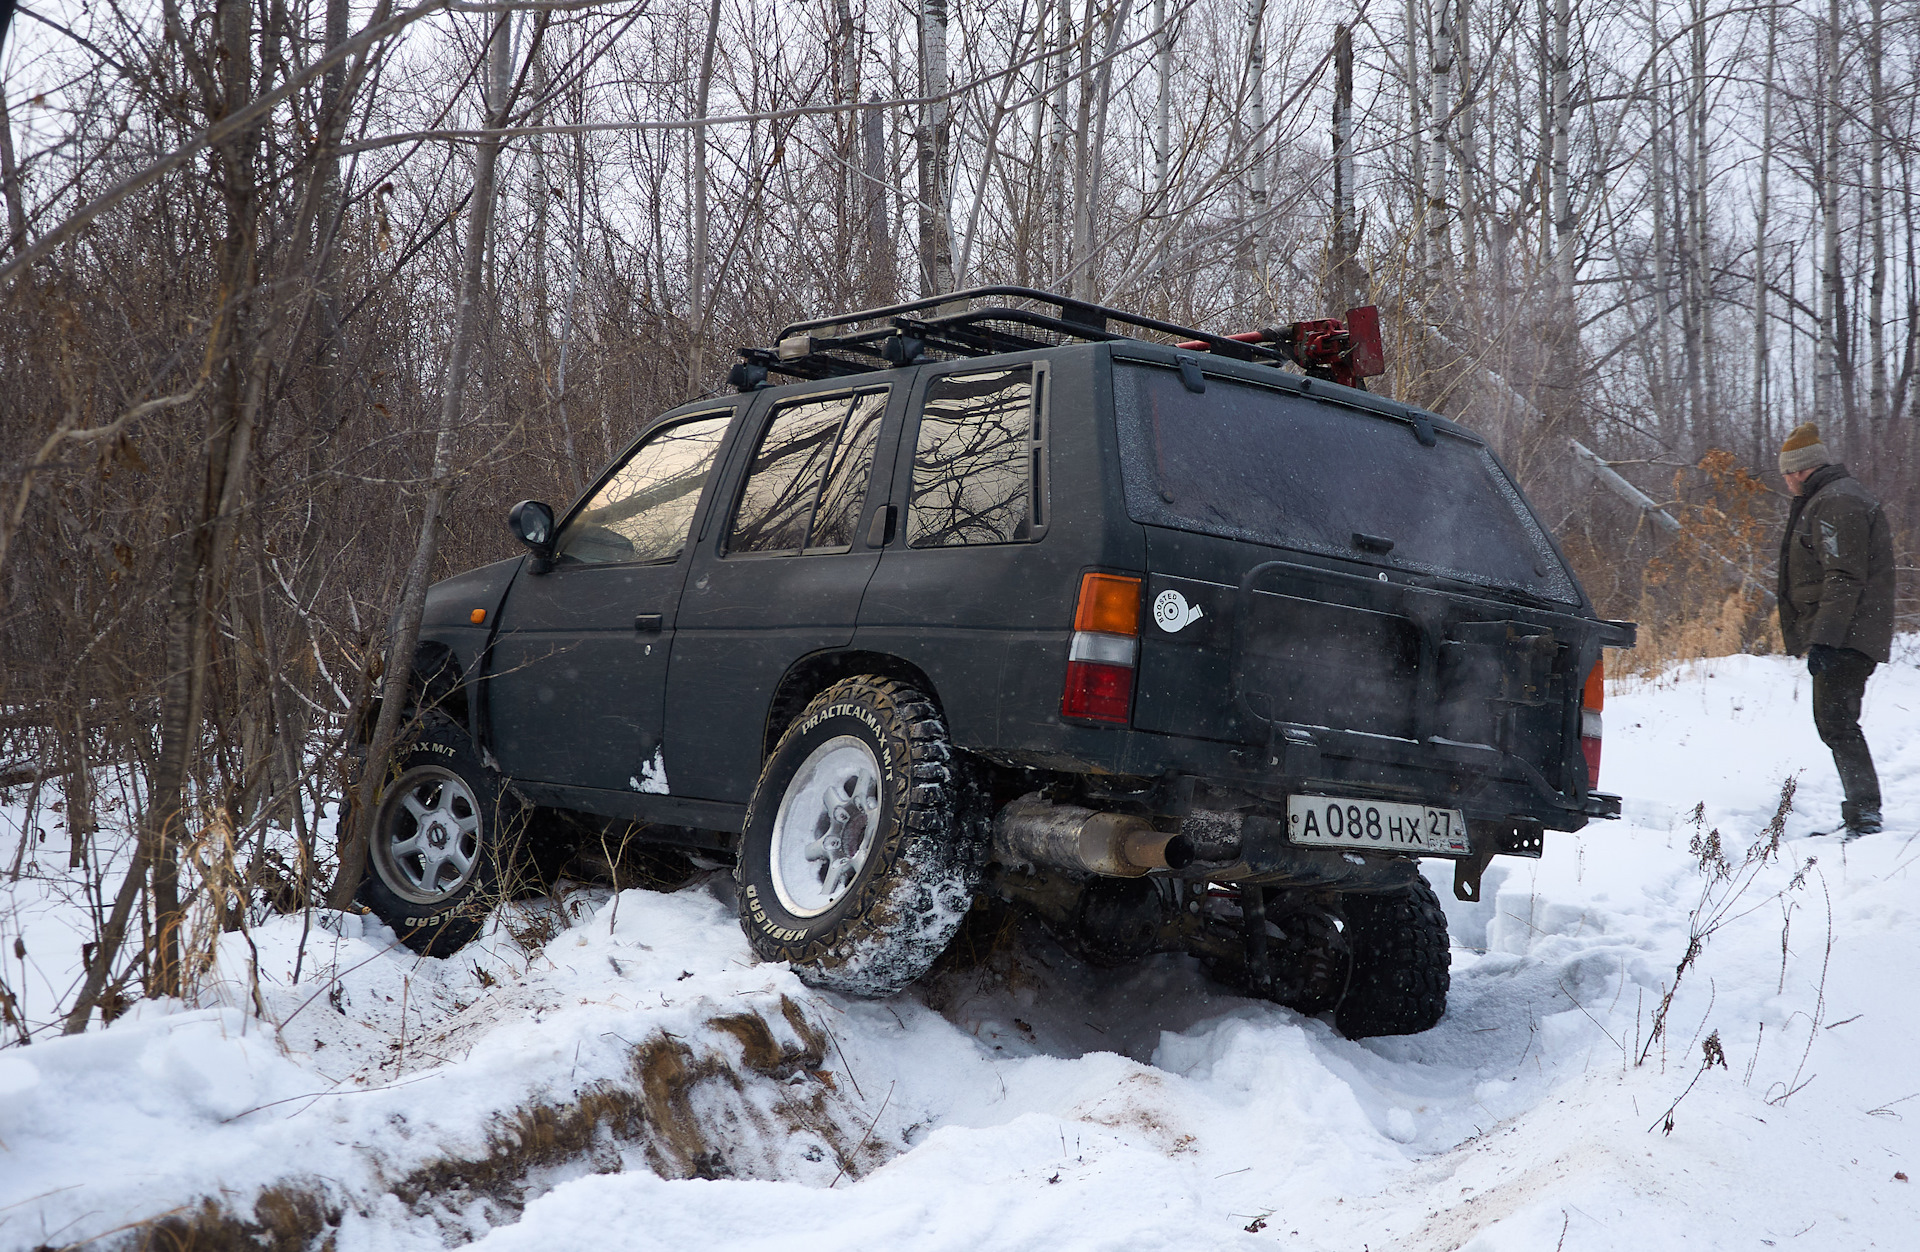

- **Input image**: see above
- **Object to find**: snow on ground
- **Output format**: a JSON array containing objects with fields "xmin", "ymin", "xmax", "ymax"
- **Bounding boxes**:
[{"xmin": 3, "ymin": 643, "xmax": 1919, "ymax": 1250}]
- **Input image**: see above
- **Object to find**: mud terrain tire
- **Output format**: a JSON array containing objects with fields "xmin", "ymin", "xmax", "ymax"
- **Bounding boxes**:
[
  {"xmin": 736, "ymin": 677, "xmax": 983, "ymax": 997},
  {"xmin": 358, "ymin": 714, "xmax": 532, "ymax": 955},
  {"xmin": 1334, "ymin": 874, "xmax": 1450, "ymax": 1038}
]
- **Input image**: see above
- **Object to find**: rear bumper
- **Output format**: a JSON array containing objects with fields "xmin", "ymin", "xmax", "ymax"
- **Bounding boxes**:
[{"xmin": 1101, "ymin": 721, "xmax": 1600, "ymax": 833}]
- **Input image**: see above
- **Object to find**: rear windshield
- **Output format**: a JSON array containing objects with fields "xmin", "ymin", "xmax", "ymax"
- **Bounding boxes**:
[{"xmin": 1113, "ymin": 363, "xmax": 1578, "ymax": 603}]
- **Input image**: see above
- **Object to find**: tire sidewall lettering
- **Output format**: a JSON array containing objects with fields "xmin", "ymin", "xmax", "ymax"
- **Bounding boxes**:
[{"xmin": 795, "ymin": 702, "xmax": 894, "ymax": 773}]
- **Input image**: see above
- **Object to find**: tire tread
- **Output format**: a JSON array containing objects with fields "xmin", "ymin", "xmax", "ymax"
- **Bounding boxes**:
[{"xmin": 1333, "ymin": 875, "xmax": 1450, "ymax": 1038}]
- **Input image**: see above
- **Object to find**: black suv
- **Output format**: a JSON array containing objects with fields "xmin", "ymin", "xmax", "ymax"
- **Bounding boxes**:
[{"xmin": 361, "ymin": 288, "xmax": 1633, "ymax": 1038}]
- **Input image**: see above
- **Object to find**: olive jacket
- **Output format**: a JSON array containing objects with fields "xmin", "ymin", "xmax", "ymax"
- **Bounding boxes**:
[{"xmin": 1777, "ymin": 463, "xmax": 1896, "ymax": 663}]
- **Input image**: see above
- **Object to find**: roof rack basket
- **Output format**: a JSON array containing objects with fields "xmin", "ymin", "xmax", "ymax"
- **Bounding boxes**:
[{"xmin": 729, "ymin": 286, "xmax": 1302, "ymax": 390}]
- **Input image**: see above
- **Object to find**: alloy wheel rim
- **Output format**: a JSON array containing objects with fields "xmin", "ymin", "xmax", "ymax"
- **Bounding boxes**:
[
  {"xmin": 374, "ymin": 766, "xmax": 484, "ymax": 905},
  {"xmin": 769, "ymin": 735, "xmax": 882, "ymax": 918}
]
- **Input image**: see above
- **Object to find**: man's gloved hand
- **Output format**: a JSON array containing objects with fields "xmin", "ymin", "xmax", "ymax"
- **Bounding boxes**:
[{"xmin": 1807, "ymin": 643, "xmax": 1840, "ymax": 677}]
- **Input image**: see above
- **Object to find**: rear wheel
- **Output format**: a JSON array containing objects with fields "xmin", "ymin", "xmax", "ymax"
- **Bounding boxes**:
[
  {"xmin": 1334, "ymin": 874, "xmax": 1450, "ymax": 1038},
  {"xmin": 736, "ymin": 676, "xmax": 983, "ymax": 997}
]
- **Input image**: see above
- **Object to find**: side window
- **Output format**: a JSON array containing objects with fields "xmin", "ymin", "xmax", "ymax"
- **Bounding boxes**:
[
  {"xmin": 908, "ymin": 365, "xmax": 1040, "ymax": 548},
  {"xmin": 811, "ymin": 390, "xmax": 886, "ymax": 548},
  {"xmin": 728, "ymin": 388, "xmax": 888, "ymax": 555},
  {"xmin": 553, "ymin": 413, "xmax": 731, "ymax": 565}
]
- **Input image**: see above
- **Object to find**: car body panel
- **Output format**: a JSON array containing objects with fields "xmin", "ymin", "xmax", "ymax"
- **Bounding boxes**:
[{"xmin": 406, "ymin": 336, "xmax": 1627, "ymax": 849}]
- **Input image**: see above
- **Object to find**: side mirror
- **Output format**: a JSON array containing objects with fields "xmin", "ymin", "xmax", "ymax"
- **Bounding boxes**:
[{"xmin": 508, "ymin": 500, "xmax": 556, "ymax": 573}]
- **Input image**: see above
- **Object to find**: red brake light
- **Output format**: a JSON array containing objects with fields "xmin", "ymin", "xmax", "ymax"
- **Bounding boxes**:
[
  {"xmin": 1581, "ymin": 658, "xmax": 1604, "ymax": 786},
  {"xmin": 1062, "ymin": 573, "xmax": 1141, "ymax": 724},
  {"xmin": 1062, "ymin": 659, "xmax": 1134, "ymax": 723}
]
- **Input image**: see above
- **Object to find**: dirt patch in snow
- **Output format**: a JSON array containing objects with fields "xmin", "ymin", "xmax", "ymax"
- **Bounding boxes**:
[{"xmin": 93, "ymin": 994, "xmax": 881, "ymax": 1252}]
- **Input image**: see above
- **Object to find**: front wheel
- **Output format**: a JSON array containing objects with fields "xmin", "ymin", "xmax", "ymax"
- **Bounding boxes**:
[
  {"xmin": 735, "ymin": 677, "xmax": 983, "ymax": 997},
  {"xmin": 357, "ymin": 715, "xmax": 530, "ymax": 954}
]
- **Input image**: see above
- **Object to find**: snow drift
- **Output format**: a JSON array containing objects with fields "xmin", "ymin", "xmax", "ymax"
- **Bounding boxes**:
[{"xmin": 2, "ymin": 644, "xmax": 1918, "ymax": 1250}]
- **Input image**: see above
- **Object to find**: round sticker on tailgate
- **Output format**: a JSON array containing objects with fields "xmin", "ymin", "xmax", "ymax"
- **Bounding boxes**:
[{"xmin": 1153, "ymin": 589, "xmax": 1205, "ymax": 632}]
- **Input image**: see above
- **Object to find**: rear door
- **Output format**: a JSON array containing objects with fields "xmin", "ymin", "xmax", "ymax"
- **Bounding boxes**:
[
  {"xmin": 1111, "ymin": 357, "xmax": 1594, "ymax": 788},
  {"xmin": 485, "ymin": 408, "xmax": 734, "ymax": 791},
  {"xmin": 663, "ymin": 382, "xmax": 899, "ymax": 803},
  {"xmin": 853, "ymin": 359, "xmax": 1054, "ymax": 752}
]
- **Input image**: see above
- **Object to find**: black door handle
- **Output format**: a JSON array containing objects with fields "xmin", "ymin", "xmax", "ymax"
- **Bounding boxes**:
[
  {"xmin": 634, "ymin": 614, "xmax": 663, "ymax": 633},
  {"xmin": 866, "ymin": 504, "xmax": 896, "ymax": 548}
]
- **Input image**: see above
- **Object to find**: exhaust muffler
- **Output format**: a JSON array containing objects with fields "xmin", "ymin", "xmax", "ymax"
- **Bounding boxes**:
[{"xmin": 993, "ymin": 795, "xmax": 1194, "ymax": 877}]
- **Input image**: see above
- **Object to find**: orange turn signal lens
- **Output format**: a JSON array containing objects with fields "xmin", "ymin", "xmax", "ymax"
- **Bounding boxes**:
[
  {"xmin": 1582, "ymin": 657, "xmax": 1604, "ymax": 711},
  {"xmin": 1073, "ymin": 573, "xmax": 1142, "ymax": 636},
  {"xmin": 470, "ymin": 608, "xmax": 488, "ymax": 625}
]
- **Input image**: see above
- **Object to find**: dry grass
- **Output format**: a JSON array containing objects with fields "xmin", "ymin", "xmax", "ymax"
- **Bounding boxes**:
[
  {"xmin": 135, "ymin": 1186, "xmax": 340, "ymax": 1252},
  {"xmin": 1616, "ymin": 450, "xmax": 1783, "ymax": 678}
]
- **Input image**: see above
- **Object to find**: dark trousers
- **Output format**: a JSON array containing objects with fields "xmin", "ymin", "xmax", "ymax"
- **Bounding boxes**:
[{"xmin": 1811, "ymin": 648, "xmax": 1881, "ymax": 818}]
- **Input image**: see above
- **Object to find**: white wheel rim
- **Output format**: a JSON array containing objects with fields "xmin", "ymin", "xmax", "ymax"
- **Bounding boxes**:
[
  {"xmin": 769, "ymin": 735, "xmax": 883, "ymax": 918},
  {"xmin": 375, "ymin": 766, "xmax": 484, "ymax": 905}
]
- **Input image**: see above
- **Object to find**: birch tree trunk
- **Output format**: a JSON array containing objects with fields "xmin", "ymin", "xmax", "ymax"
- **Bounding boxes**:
[
  {"xmin": 1154, "ymin": 0, "xmax": 1171, "ymax": 207},
  {"xmin": 1408, "ymin": 0, "xmax": 1426, "ymax": 277},
  {"xmin": 1048, "ymin": 0, "xmax": 1070, "ymax": 281},
  {"xmin": 1650, "ymin": 61, "xmax": 1675, "ymax": 436},
  {"xmin": 863, "ymin": 98, "xmax": 893, "ymax": 303},
  {"xmin": 1077, "ymin": 0, "xmax": 1134, "ymax": 303},
  {"xmin": 1070, "ymin": 0, "xmax": 1095, "ymax": 300},
  {"xmin": 1868, "ymin": 0, "xmax": 1887, "ymax": 433},
  {"xmin": 1454, "ymin": 0, "xmax": 1476, "ymax": 276},
  {"xmin": 1548, "ymin": 0, "xmax": 1572, "ymax": 295},
  {"xmin": 1426, "ymin": 0, "xmax": 1455, "ymax": 289},
  {"xmin": 1816, "ymin": 0, "xmax": 1840, "ymax": 426},
  {"xmin": 1751, "ymin": 0, "xmax": 1776, "ymax": 462},
  {"xmin": 916, "ymin": 0, "xmax": 955, "ymax": 295},
  {"xmin": 1682, "ymin": 0, "xmax": 1708, "ymax": 435},
  {"xmin": 1332, "ymin": 23, "xmax": 1359, "ymax": 310},
  {"xmin": 834, "ymin": 0, "xmax": 858, "ymax": 303},
  {"xmin": 0, "ymin": 89, "xmax": 26, "ymax": 256},
  {"xmin": 1246, "ymin": 0, "xmax": 1271, "ymax": 307},
  {"xmin": 686, "ymin": 0, "xmax": 722, "ymax": 392},
  {"xmin": 554, "ymin": 79, "xmax": 587, "ymax": 498}
]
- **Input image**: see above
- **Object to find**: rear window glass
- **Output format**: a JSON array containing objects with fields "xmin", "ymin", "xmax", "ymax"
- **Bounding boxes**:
[
  {"xmin": 908, "ymin": 366, "xmax": 1038, "ymax": 547},
  {"xmin": 728, "ymin": 388, "xmax": 888, "ymax": 554},
  {"xmin": 1113, "ymin": 364, "xmax": 1577, "ymax": 603}
]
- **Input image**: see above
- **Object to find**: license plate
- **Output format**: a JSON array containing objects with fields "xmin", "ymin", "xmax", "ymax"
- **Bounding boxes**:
[{"xmin": 1285, "ymin": 794, "xmax": 1471, "ymax": 856}]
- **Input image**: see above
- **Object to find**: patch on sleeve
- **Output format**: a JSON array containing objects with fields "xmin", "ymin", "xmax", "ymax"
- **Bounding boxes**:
[{"xmin": 1819, "ymin": 519, "xmax": 1840, "ymax": 559}]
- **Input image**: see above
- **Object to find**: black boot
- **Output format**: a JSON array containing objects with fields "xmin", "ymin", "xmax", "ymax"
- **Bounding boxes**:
[
  {"xmin": 1843, "ymin": 807, "xmax": 1884, "ymax": 841},
  {"xmin": 1814, "ymin": 802, "xmax": 1884, "ymax": 841}
]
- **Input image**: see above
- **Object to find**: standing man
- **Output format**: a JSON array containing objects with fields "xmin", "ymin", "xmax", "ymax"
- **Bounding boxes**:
[{"xmin": 1776, "ymin": 423, "xmax": 1895, "ymax": 839}]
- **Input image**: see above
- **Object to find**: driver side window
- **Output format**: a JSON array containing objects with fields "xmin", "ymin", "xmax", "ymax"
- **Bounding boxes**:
[{"xmin": 554, "ymin": 412, "xmax": 732, "ymax": 565}]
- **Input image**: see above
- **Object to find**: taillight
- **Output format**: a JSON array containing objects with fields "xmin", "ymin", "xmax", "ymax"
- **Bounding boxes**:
[
  {"xmin": 1062, "ymin": 572, "xmax": 1141, "ymax": 724},
  {"xmin": 1581, "ymin": 656, "xmax": 1605, "ymax": 786}
]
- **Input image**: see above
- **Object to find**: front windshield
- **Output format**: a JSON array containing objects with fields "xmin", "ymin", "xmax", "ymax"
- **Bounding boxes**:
[{"xmin": 554, "ymin": 413, "xmax": 732, "ymax": 564}]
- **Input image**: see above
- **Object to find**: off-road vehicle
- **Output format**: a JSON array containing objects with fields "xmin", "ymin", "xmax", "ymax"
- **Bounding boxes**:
[{"xmin": 360, "ymin": 287, "xmax": 1634, "ymax": 1038}]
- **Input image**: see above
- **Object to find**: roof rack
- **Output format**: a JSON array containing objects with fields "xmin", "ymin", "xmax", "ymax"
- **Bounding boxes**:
[{"xmin": 728, "ymin": 286, "xmax": 1302, "ymax": 390}]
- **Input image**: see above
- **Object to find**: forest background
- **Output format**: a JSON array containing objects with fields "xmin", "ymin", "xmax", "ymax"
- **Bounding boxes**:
[{"xmin": 0, "ymin": 0, "xmax": 1915, "ymax": 1033}]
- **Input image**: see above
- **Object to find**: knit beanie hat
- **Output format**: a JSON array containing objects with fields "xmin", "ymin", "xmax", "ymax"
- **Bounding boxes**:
[{"xmin": 1779, "ymin": 422, "xmax": 1830, "ymax": 475}]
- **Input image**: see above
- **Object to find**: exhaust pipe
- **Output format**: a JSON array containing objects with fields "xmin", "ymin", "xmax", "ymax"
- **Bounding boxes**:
[{"xmin": 993, "ymin": 796, "xmax": 1194, "ymax": 878}]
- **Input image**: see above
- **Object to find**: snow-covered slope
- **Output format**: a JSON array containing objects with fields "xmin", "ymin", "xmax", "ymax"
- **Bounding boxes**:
[{"xmin": 3, "ymin": 645, "xmax": 1917, "ymax": 1250}]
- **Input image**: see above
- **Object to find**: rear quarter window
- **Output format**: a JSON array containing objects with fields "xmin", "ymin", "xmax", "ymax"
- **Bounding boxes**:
[
  {"xmin": 907, "ymin": 365, "xmax": 1044, "ymax": 547},
  {"xmin": 1112, "ymin": 363, "xmax": 1577, "ymax": 603}
]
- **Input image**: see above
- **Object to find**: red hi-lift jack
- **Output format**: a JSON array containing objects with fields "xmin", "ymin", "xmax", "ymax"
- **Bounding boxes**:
[{"xmin": 1176, "ymin": 306, "xmax": 1387, "ymax": 391}]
